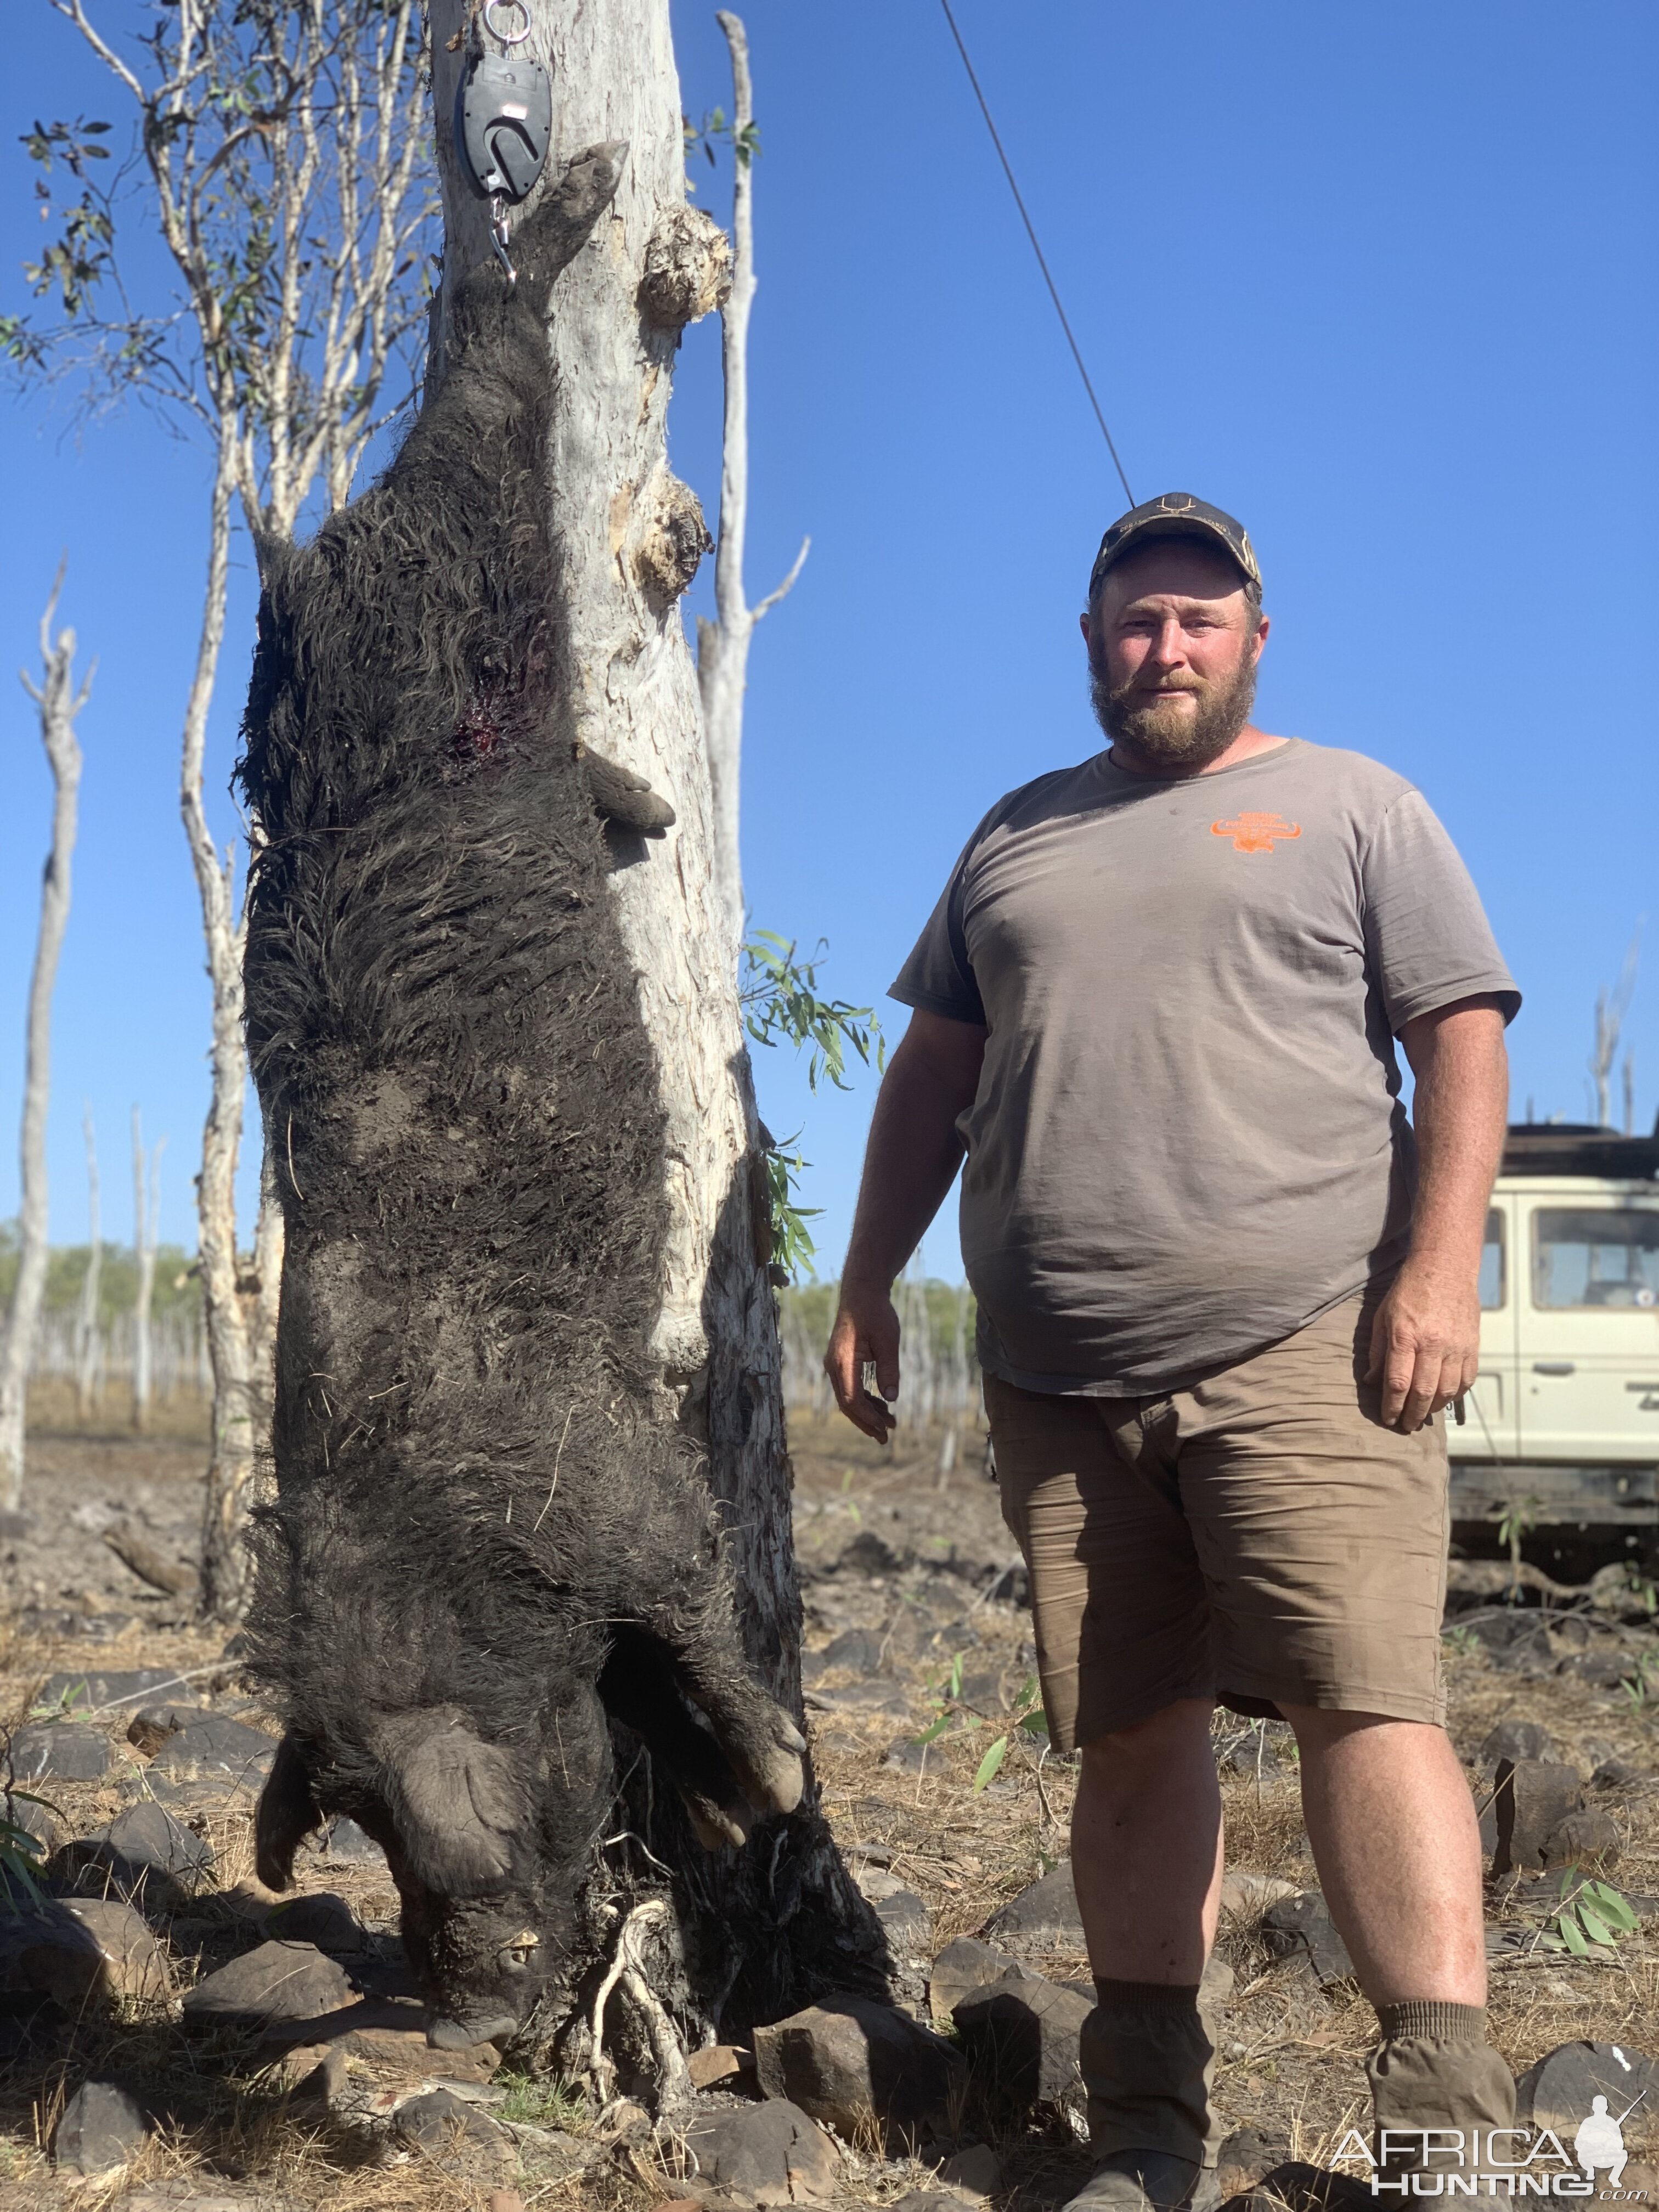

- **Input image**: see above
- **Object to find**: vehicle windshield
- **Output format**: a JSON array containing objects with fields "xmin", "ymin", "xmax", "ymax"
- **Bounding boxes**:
[{"xmin": 1533, "ymin": 1208, "xmax": 1659, "ymax": 1310}]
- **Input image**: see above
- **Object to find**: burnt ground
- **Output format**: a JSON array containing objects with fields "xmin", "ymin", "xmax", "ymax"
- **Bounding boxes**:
[{"xmin": 2, "ymin": 1401, "xmax": 1659, "ymax": 2208}]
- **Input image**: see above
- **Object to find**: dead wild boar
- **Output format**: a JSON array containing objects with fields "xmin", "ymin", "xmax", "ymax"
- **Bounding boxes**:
[{"xmin": 236, "ymin": 145, "xmax": 803, "ymax": 2051}]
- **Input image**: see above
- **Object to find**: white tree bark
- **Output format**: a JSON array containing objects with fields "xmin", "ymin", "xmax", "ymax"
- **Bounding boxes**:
[
  {"xmin": 75, "ymin": 1103, "xmax": 102, "ymax": 1420},
  {"xmin": 131, "ymin": 1107, "xmax": 166, "ymax": 1435},
  {"xmin": 427, "ymin": 0, "xmax": 879, "ymax": 2023},
  {"xmin": 696, "ymin": 10, "xmax": 808, "ymax": 957},
  {"xmin": 186, "ymin": 428, "xmax": 259, "ymax": 1615},
  {"xmin": 0, "ymin": 573, "xmax": 91, "ymax": 1508}
]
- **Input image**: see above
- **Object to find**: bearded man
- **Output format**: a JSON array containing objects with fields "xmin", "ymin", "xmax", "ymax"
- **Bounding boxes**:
[{"xmin": 825, "ymin": 494, "xmax": 1519, "ymax": 2212}]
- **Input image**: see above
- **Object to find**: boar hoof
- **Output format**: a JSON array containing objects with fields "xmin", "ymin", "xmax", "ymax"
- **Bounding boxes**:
[{"xmin": 685, "ymin": 1794, "xmax": 750, "ymax": 1852}]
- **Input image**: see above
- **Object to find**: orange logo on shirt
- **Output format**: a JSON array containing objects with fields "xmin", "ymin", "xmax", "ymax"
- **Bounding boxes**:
[{"xmin": 1211, "ymin": 810, "xmax": 1302, "ymax": 853}]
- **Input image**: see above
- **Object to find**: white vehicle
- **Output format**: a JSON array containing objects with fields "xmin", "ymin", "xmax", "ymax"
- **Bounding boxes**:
[{"xmin": 1453, "ymin": 1125, "xmax": 1659, "ymax": 1545}]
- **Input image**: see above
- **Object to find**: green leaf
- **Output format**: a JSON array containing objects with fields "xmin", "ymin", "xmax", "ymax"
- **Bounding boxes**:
[
  {"xmin": 1587, "ymin": 1882, "xmax": 1639, "ymax": 1932},
  {"xmin": 1017, "ymin": 1707, "xmax": 1049, "ymax": 1737},
  {"xmin": 972, "ymin": 1734, "xmax": 1009, "ymax": 1793},
  {"xmin": 914, "ymin": 1714, "xmax": 952, "ymax": 1746},
  {"xmin": 946, "ymin": 1654, "xmax": 963, "ymax": 1699},
  {"xmin": 1558, "ymin": 1912, "xmax": 1591, "ymax": 1956},
  {"xmin": 1578, "ymin": 1906, "xmax": 1616, "ymax": 1947}
]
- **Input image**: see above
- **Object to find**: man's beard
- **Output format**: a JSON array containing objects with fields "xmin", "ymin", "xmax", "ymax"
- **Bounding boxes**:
[{"xmin": 1089, "ymin": 643, "xmax": 1259, "ymax": 769}]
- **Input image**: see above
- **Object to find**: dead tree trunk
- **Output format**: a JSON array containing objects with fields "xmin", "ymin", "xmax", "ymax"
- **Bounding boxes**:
[
  {"xmin": 0, "ymin": 572, "xmax": 90, "ymax": 1507},
  {"xmin": 695, "ymin": 9, "xmax": 808, "ymax": 953},
  {"xmin": 427, "ymin": 0, "xmax": 881, "ymax": 2038},
  {"xmin": 75, "ymin": 1104, "xmax": 102, "ymax": 1420},
  {"xmin": 190, "ymin": 433, "xmax": 259, "ymax": 1618},
  {"xmin": 131, "ymin": 1109, "xmax": 165, "ymax": 1435}
]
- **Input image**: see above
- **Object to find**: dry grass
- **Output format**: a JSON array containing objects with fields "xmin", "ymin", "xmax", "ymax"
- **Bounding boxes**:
[{"xmin": 3, "ymin": 1414, "xmax": 1659, "ymax": 2208}]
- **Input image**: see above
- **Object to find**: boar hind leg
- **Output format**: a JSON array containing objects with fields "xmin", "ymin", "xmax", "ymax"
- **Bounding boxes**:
[
  {"xmin": 671, "ymin": 1649, "xmax": 807, "ymax": 1824},
  {"xmin": 256, "ymin": 1734, "xmax": 323, "ymax": 1891},
  {"xmin": 600, "ymin": 1631, "xmax": 769, "ymax": 1850}
]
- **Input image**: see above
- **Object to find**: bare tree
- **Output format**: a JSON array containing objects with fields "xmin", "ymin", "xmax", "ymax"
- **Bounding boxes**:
[
  {"xmin": 424, "ymin": 0, "xmax": 879, "ymax": 2036},
  {"xmin": 13, "ymin": 2, "xmax": 438, "ymax": 1612},
  {"xmin": 0, "ymin": 571, "xmax": 91, "ymax": 1508},
  {"xmin": 74, "ymin": 1102, "xmax": 102, "ymax": 1419},
  {"xmin": 130, "ymin": 1108, "xmax": 166, "ymax": 1435},
  {"xmin": 694, "ymin": 9, "xmax": 808, "ymax": 954},
  {"xmin": 1590, "ymin": 926, "xmax": 1641, "ymax": 1129}
]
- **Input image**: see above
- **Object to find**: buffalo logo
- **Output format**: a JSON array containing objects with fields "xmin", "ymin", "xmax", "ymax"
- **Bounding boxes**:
[{"xmin": 1211, "ymin": 810, "xmax": 1302, "ymax": 854}]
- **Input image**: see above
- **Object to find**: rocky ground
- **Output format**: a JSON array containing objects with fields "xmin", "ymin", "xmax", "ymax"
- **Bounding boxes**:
[{"xmin": 3, "ymin": 1403, "xmax": 1659, "ymax": 2209}]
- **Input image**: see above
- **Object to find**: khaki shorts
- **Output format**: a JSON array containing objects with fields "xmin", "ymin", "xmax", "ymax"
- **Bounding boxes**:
[{"xmin": 983, "ymin": 1291, "xmax": 1450, "ymax": 1752}]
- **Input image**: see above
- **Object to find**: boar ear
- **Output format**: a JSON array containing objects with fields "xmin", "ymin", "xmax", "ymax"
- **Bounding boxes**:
[
  {"xmin": 255, "ymin": 1734, "xmax": 322, "ymax": 1892},
  {"xmin": 374, "ymin": 1710, "xmax": 527, "ymax": 1894}
]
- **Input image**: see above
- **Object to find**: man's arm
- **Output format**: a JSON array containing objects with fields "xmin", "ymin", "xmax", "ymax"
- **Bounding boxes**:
[
  {"xmin": 1368, "ymin": 994, "xmax": 1510, "ymax": 1430},
  {"xmin": 824, "ymin": 1008, "xmax": 988, "ymax": 1441}
]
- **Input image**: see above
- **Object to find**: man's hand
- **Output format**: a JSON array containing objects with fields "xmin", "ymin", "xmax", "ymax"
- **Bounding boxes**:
[
  {"xmin": 825, "ymin": 1282, "xmax": 901, "ymax": 1443},
  {"xmin": 1366, "ymin": 1261, "xmax": 1481, "ymax": 1431},
  {"xmin": 1374, "ymin": 994, "xmax": 1509, "ymax": 1432},
  {"xmin": 819, "ymin": 1008, "xmax": 986, "ymax": 1443}
]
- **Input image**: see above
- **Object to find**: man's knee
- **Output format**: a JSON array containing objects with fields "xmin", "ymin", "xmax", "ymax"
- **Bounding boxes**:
[
  {"xmin": 1080, "ymin": 1697, "xmax": 1215, "ymax": 1769},
  {"xmin": 1280, "ymin": 1704, "xmax": 1448, "ymax": 1756}
]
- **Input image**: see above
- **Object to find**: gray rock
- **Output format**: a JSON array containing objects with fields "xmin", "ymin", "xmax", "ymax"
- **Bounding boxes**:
[
  {"xmin": 182, "ymin": 1940, "xmax": 354, "ymax": 2033},
  {"xmin": 263, "ymin": 1892, "xmax": 366, "ymax": 1954},
  {"xmin": 939, "ymin": 2144, "xmax": 1002, "ymax": 2197},
  {"xmin": 685, "ymin": 2096, "xmax": 842, "ymax": 2205},
  {"xmin": 1491, "ymin": 1759, "xmax": 1586, "ymax": 1877},
  {"xmin": 10, "ymin": 1722, "xmax": 112, "ymax": 1782},
  {"xmin": 148, "ymin": 1714, "xmax": 277, "ymax": 1785},
  {"xmin": 753, "ymin": 1995, "xmax": 967, "ymax": 2132},
  {"xmin": 875, "ymin": 1889, "xmax": 932, "ymax": 1957},
  {"xmin": 1218, "ymin": 2126, "xmax": 1292, "ymax": 2190},
  {"xmin": 391, "ymin": 2086, "xmax": 509, "ymax": 2153},
  {"xmin": 984, "ymin": 1859, "xmax": 1085, "ymax": 1950},
  {"xmin": 313, "ymin": 1813, "xmax": 386, "ymax": 1866},
  {"xmin": 958, "ymin": 1670, "xmax": 1005, "ymax": 1710},
  {"xmin": 74, "ymin": 1801, "xmax": 215, "ymax": 1897},
  {"xmin": 1480, "ymin": 1719, "xmax": 1558, "ymax": 1765},
  {"xmin": 13, "ymin": 1899, "xmax": 170, "ymax": 2010},
  {"xmin": 1261, "ymin": 1891, "xmax": 1356, "ymax": 1988},
  {"xmin": 929, "ymin": 1936, "xmax": 1026, "ymax": 2026},
  {"xmin": 1543, "ymin": 1806, "xmax": 1621, "ymax": 1868},
  {"xmin": 1593, "ymin": 1759, "xmax": 1649, "ymax": 1790},
  {"xmin": 54, "ymin": 2079, "xmax": 149, "ymax": 2176},
  {"xmin": 37, "ymin": 1667, "xmax": 193, "ymax": 1716},
  {"xmin": 883, "ymin": 1735, "xmax": 931, "ymax": 1775},
  {"xmin": 953, "ymin": 1969, "xmax": 1091, "ymax": 2103},
  {"xmin": 1558, "ymin": 1651, "xmax": 1641, "ymax": 1690},
  {"xmin": 1201, "ymin": 1954, "xmax": 1237, "ymax": 2011},
  {"xmin": 127, "ymin": 1700, "xmax": 209, "ymax": 1753},
  {"xmin": 823, "ymin": 1627, "xmax": 885, "ymax": 1674},
  {"xmin": 1515, "ymin": 2041, "xmax": 1659, "ymax": 2131},
  {"xmin": 833, "ymin": 1530, "xmax": 907, "ymax": 1577}
]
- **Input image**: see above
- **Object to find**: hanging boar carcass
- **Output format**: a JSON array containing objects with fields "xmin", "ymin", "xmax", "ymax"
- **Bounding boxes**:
[{"xmin": 236, "ymin": 145, "xmax": 804, "ymax": 2052}]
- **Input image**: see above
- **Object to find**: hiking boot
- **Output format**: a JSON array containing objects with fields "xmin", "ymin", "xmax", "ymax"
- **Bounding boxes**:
[{"xmin": 1063, "ymin": 2149, "xmax": 1207, "ymax": 2212}]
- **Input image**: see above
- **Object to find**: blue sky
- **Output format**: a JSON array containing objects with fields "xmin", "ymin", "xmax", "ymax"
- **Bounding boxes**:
[{"xmin": 2, "ymin": 1, "xmax": 1656, "ymax": 1278}]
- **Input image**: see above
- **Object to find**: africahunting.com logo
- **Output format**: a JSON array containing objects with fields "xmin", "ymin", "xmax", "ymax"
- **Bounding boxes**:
[{"xmin": 1333, "ymin": 2084, "xmax": 1647, "ymax": 2197}]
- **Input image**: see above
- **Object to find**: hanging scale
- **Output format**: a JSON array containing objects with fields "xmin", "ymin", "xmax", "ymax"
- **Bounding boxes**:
[{"xmin": 456, "ymin": 0, "xmax": 552, "ymax": 286}]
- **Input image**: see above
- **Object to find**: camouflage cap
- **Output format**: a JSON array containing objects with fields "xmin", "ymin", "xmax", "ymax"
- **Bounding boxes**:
[{"xmin": 1088, "ymin": 492, "xmax": 1261, "ymax": 601}]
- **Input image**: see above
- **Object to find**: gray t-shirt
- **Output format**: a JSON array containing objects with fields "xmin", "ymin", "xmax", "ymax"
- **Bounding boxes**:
[{"xmin": 891, "ymin": 737, "xmax": 1519, "ymax": 1395}]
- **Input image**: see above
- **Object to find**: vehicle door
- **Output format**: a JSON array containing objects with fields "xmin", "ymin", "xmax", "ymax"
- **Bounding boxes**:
[
  {"xmin": 1516, "ymin": 1189, "xmax": 1659, "ymax": 1462},
  {"xmin": 1458, "ymin": 1195, "xmax": 1520, "ymax": 1459}
]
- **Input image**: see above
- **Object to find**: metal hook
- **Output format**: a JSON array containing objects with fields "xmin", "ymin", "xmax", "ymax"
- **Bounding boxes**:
[
  {"xmin": 483, "ymin": 0, "xmax": 532, "ymax": 47},
  {"xmin": 489, "ymin": 191, "xmax": 516, "ymax": 287}
]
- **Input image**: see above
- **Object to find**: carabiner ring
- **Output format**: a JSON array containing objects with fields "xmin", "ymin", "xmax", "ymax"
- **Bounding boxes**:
[{"xmin": 483, "ymin": 0, "xmax": 532, "ymax": 46}]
